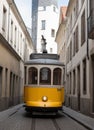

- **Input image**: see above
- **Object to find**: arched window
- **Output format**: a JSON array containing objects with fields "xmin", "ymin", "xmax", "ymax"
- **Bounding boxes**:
[
  {"xmin": 28, "ymin": 67, "xmax": 37, "ymax": 84},
  {"xmin": 53, "ymin": 68, "xmax": 62, "ymax": 85},
  {"xmin": 40, "ymin": 67, "xmax": 51, "ymax": 84}
]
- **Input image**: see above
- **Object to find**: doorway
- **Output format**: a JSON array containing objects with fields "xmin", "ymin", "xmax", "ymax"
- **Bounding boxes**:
[
  {"xmin": 0, "ymin": 67, "xmax": 3, "ymax": 98},
  {"xmin": 77, "ymin": 65, "xmax": 80, "ymax": 111},
  {"xmin": 92, "ymin": 59, "xmax": 94, "ymax": 112}
]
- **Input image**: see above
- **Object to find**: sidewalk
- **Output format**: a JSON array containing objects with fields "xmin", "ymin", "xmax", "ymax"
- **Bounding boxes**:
[
  {"xmin": 0, "ymin": 104, "xmax": 22, "ymax": 122},
  {"xmin": 63, "ymin": 106, "xmax": 94, "ymax": 130}
]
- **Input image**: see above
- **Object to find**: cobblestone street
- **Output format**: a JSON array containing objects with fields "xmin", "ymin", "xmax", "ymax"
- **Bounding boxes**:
[{"xmin": 0, "ymin": 104, "xmax": 89, "ymax": 130}]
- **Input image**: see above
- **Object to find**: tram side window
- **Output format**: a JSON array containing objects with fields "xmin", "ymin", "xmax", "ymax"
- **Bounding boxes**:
[
  {"xmin": 28, "ymin": 67, "xmax": 37, "ymax": 84},
  {"xmin": 53, "ymin": 68, "xmax": 62, "ymax": 85},
  {"xmin": 40, "ymin": 67, "xmax": 51, "ymax": 84}
]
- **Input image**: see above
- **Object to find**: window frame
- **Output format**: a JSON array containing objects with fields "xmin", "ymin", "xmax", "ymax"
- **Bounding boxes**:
[
  {"xmin": 40, "ymin": 67, "xmax": 51, "ymax": 85},
  {"xmin": 28, "ymin": 67, "xmax": 38, "ymax": 85},
  {"xmin": 53, "ymin": 68, "xmax": 62, "ymax": 85}
]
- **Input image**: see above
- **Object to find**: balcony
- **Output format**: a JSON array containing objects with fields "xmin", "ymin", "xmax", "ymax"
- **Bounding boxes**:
[{"xmin": 88, "ymin": 9, "xmax": 94, "ymax": 39}]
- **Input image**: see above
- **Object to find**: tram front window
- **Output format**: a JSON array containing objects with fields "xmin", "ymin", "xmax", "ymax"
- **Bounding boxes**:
[
  {"xmin": 28, "ymin": 67, "xmax": 37, "ymax": 84},
  {"xmin": 53, "ymin": 68, "xmax": 61, "ymax": 85},
  {"xmin": 40, "ymin": 68, "xmax": 51, "ymax": 84}
]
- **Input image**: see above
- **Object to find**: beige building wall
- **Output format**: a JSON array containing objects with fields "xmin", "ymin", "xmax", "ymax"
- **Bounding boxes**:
[
  {"xmin": 0, "ymin": 0, "xmax": 34, "ymax": 111},
  {"xmin": 55, "ymin": 7, "xmax": 67, "ymax": 63},
  {"xmin": 55, "ymin": 6, "xmax": 67, "ymax": 90}
]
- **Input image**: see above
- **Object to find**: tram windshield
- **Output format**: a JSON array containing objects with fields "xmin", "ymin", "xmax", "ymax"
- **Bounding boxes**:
[
  {"xmin": 40, "ymin": 67, "xmax": 51, "ymax": 84},
  {"xmin": 25, "ymin": 66, "xmax": 62, "ymax": 85}
]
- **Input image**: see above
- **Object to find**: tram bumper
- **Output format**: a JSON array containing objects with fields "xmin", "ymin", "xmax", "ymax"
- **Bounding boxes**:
[{"xmin": 23, "ymin": 101, "xmax": 62, "ymax": 112}]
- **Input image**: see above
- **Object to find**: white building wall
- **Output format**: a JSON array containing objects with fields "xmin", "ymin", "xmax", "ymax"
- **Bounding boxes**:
[{"xmin": 37, "ymin": 5, "xmax": 59, "ymax": 53}]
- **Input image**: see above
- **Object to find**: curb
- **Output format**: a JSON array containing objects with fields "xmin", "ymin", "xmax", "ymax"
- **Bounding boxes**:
[{"xmin": 63, "ymin": 111, "xmax": 94, "ymax": 130}]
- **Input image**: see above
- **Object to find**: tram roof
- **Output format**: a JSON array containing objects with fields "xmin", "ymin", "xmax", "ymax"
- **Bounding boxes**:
[
  {"xmin": 30, "ymin": 53, "xmax": 59, "ymax": 60},
  {"xmin": 25, "ymin": 53, "xmax": 65, "ymax": 66}
]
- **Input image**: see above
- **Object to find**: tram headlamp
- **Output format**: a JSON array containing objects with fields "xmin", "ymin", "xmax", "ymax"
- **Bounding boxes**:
[{"xmin": 42, "ymin": 96, "xmax": 48, "ymax": 102}]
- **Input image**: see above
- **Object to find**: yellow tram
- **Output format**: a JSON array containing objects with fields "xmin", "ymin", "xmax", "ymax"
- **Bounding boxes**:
[{"xmin": 24, "ymin": 53, "xmax": 65, "ymax": 112}]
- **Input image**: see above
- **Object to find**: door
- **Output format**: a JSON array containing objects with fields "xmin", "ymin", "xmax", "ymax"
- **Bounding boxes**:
[{"xmin": 77, "ymin": 65, "xmax": 80, "ymax": 111}]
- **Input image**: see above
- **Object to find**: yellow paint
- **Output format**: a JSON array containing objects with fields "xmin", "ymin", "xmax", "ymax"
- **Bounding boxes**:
[{"xmin": 24, "ymin": 86, "xmax": 64, "ymax": 108}]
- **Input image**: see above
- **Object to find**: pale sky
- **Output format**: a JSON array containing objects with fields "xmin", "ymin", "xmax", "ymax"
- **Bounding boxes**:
[
  {"xmin": 14, "ymin": 0, "xmax": 69, "ymax": 28},
  {"xmin": 58, "ymin": 0, "xmax": 69, "ymax": 6}
]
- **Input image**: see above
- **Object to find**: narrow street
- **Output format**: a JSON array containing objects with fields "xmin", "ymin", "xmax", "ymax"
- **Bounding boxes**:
[{"xmin": 0, "ymin": 105, "xmax": 89, "ymax": 130}]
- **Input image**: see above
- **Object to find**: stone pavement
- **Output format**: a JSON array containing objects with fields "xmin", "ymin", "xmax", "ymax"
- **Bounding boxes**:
[
  {"xmin": 0, "ymin": 104, "xmax": 94, "ymax": 130},
  {"xmin": 63, "ymin": 106, "xmax": 94, "ymax": 130},
  {"xmin": 0, "ymin": 104, "xmax": 22, "ymax": 122}
]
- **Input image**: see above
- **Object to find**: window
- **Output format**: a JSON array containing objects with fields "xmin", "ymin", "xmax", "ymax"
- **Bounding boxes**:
[
  {"xmin": 68, "ymin": 46, "xmax": 70, "ymax": 62},
  {"xmin": 63, "ymin": 68, "xmax": 65, "ymax": 84},
  {"xmin": 20, "ymin": 34, "xmax": 22, "ymax": 55},
  {"xmin": 10, "ymin": 20, "xmax": 13, "ymax": 43},
  {"xmin": 77, "ymin": 65, "xmax": 80, "ymax": 95},
  {"xmin": 75, "ymin": 26, "xmax": 79, "ymax": 52},
  {"xmin": 24, "ymin": 66, "xmax": 27, "ymax": 84},
  {"xmin": 53, "ymin": 68, "xmax": 62, "ymax": 85},
  {"xmin": 67, "ymin": 74, "xmax": 69, "ymax": 94},
  {"xmin": 41, "ymin": 20, "xmax": 46, "ymax": 30},
  {"xmin": 2, "ymin": 6, "xmax": 7, "ymax": 33},
  {"xmin": 50, "ymin": 48, "xmax": 53, "ymax": 53},
  {"xmin": 83, "ymin": 59, "xmax": 86, "ymax": 94},
  {"xmin": 76, "ymin": 0, "xmax": 79, "ymax": 17},
  {"xmin": 10, "ymin": 72, "xmax": 13, "ymax": 97},
  {"xmin": 73, "ymin": 26, "xmax": 79, "ymax": 55},
  {"xmin": 14, "ymin": 26, "xmax": 17, "ymax": 48},
  {"xmin": 70, "ymin": 41, "xmax": 72, "ymax": 60},
  {"xmin": 17, "ymin": 30, "xmax": 20, "ymax": 51},
  {"xmin": 5, "ymin": 68, "xmax": 8, "ymax": 96},
  {"xmin": 81, "ymin": 10, "xmax": 85, "ymax": 45},
  {"xmin": 0, "ymin": 67, "xmax": 3, "ymax": 97},
  {"xmin": 73, "ymin": 70, "xmax": 75, "ymax": 94},
  {"xmin": 74, "ymin": 31, "xmax": 76, "ymax": 56},
  {"xmin": 70, "ymin": 15, "xmax": 72, "ymax": 31},
  {"xmin": 39, "ymin": 6, "xmax": 46, "ymax": 11},
  {"xmin": 81, "ymin": 0, "xmax": 85, "ymax": 6},
  {"xmin": 53, "ymin": 6, "xmax": 56, "ymax": 12},
  {"xmin": 74, "ymin": 7, "xmax": 76, "ymax": 23},
  {"xmin": 28, "ymin": 67, "xmax": 38, "ymax": 84},
  {"xmin": 51, "ymin": 29, "xmax": 55, "ymax": 37},
  {"xmin": 69, "ymin": 72, "xmax": 72, "ymax": 94},
  {"xmin": 40, "ymin": 68, "xmax": 51, "ymax": 84},
  {"xmin": 43, "ymin": 6, "xmax": 46, "ymax": 11},
  {"xmin": 90, "ymin": 0, "xmax": 94, "ymax": 13},
  {"xmin": 66, "ymin": 47, "xmax": 69, "ymax": 63}
]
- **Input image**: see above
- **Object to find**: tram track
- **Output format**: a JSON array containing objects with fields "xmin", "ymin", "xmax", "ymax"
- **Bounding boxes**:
[
  {"xmin": 0, "ymin": 107, "xmax": 90, "ymax": 130},
  {"xmin": 52, "ymin": 119, "xmax": 61, "ymax": 130},
  {"xmin": 30, "ymin": 117, "xmax": 61, "ymax": 130},
  {"xmin": 31, "ymin": 118, "xmax": 36, "ymax": 130},
  {"xmin": 8, "ymin": 109, "xmax": 91, "ymax": 130}
]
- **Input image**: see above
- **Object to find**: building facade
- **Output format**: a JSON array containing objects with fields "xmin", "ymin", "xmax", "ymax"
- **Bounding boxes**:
[
  {"xmin": 55, "ymin": 6, "xmax": 67, "ymax": 63},
  {"xmin": 65, "ymin": 0, "xmax": 94, "ymax": 116},
  {"xmin": 0, "ymin": 0, "xmax": 34, "ymax": 111},
  {"xmin": 32, "ymin": 0, "xmax": 59, "ymax": 53},
  {"xmin": 56, "ymin": 0, "xmax": 94, "ymax": 117}
]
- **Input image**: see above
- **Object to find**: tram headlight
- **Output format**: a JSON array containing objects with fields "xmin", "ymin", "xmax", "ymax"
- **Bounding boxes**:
[{"xmin": 42, "ymin": 96, "xmax": 48, "ymax": 102}]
